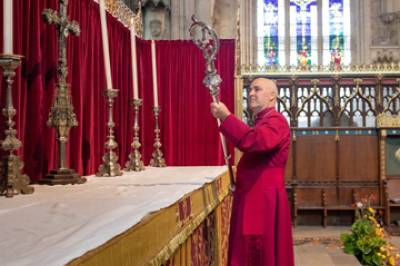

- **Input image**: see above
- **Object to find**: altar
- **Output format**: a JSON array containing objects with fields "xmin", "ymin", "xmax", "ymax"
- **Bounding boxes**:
[{"xmin": 0, "ymin": 166, "xmax": 232, "ymax": 266}]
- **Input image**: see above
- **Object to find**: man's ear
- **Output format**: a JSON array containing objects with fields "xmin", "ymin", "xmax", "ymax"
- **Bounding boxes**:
[{"xmin": 270, "ymin": 91, "xmax": 276, "ymax": 100}]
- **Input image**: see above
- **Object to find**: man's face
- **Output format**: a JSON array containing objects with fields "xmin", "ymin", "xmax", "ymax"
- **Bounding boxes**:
[{"xmin": 248, "ymin": 79, "xmax": 274, "ymax": 114}]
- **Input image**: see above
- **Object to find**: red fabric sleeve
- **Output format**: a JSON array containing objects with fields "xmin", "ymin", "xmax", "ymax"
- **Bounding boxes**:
[{"xmin": 220, "ymin": 113, "xmax": 288, "ymax": 153}]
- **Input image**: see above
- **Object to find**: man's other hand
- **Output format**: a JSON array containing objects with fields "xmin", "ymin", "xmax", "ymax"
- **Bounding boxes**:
[{"xmin": 210, "ymin": 102, "xmax": 231, "ymax": 121}]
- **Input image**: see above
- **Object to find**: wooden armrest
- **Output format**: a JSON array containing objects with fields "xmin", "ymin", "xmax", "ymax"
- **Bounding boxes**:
[
  {"xmin": 297, "ymin": 206, "xmax": 325, "ymax": 210},
  {"xmin": 326, "ymin": 205, "xmax": 354, "ymax": 210}
]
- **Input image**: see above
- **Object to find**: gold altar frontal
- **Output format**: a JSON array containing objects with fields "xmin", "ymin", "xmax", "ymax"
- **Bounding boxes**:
[{"xmin": 68, "ymin": 169, "xmax": 232, "ymax": 266}]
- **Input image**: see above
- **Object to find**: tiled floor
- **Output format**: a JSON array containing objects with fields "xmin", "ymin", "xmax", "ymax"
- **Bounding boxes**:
[
  {"xmin": 293, "ymin": 226, "xmax": 400, "ymax": 266},
  {"xmin": 294, "ymin": 244, "xmax": 361, "ymax": 266}
]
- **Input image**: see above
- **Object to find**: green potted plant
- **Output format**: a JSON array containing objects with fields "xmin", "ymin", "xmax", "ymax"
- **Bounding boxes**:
[{"xmin": 341, "ymin": 195, "xmax": 399, "ymax": 266}]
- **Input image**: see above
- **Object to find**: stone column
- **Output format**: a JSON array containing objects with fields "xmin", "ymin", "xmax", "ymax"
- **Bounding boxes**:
[
  {"xmin": 285, "ymin": 0, "xmax": 290, "ymax": 66},
  {"xmin": 381, "ymin": 0, "xmax": 400, "ymax": 14},
  {"xmin": 238, "ymin": 0, "xmax": 257, "ymax": 67},
  {"xmin": 195, "ymin": 0, "xmax": 213, "ymax": 26},
  {"xmin": 351, "ymin": 0, "xmax": 362, "ymax": 64},
  {"xmin": 212, "ymin": 0, "xmax": 238, "ymax": 39},
  {"xmin": 317, "ymin": 0, "xmax": 323, "ymax": 65},
  {"xmin": 239, "ymin": 0, "xmax": 249, "ymax": 67}
]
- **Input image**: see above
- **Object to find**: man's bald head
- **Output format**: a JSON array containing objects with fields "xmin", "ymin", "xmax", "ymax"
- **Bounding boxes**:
[{"xmin": 248, "ymin": 78, "xmax": 278, "ymax": 115}]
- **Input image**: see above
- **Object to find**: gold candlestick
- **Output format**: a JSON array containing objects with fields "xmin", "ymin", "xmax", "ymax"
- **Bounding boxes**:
[
  {"xmin": 0, "ymin": 54, "xmax": 34, "ymax": 197},
  {"xmin": 125, "ymin": 98, "xmax": 145, "ymax": 171},
  {"xmin": 39, "ymin": 0, "xmax": 86, "ymax": 185},
  {"xmin": 96, "ymin": 89, "xmax": 122, "ymax": 176},
  {"xmin": 149, "ymin": 106, "xmax": 166, "ymax": 167}
]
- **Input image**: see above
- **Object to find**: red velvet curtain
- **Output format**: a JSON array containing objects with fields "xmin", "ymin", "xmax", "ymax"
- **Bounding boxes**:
[{"xmin": 0, "ymin": 0, "xmax": 234, "ymax": 182}]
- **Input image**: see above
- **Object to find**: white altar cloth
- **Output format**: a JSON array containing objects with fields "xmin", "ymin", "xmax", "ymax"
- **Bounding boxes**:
[{"xmin": 0, "ymin": 166, "xmax": 226, "ymax": 266}]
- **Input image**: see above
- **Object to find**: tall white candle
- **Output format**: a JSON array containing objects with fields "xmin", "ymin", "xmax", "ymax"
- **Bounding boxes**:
[
  {"xmin": 151, "ymin": 40, "xmax": 159, "ymax": 108},
  {"xmin": 99, "ymin": 0, "xmax": 113, "ymax": 90},
  {"xmin": 130, "ymin": 20, "xmax": 139, "ymax": 100},
  {"xmin": 3, "ymin": 0, "xmax": 12, "ymax": 54}
]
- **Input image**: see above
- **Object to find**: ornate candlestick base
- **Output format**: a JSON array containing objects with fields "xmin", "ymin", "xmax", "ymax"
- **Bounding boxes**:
[
  {"xmin": 149, "ymin": 106, "xmax": 166, "ymax": 167},
  {"xmin": 0, "ymin": 54, "xmax": 34, "ymax": 197},
  {"xmin": 125, "ymin": 99, "xmax": 145, "ymax": 171},
  {"xmin": 0, "ymin": 154, "xmax": 34, "ymax": 197},
  {"xmin": 96, "ymin": 89, "xmax": 122, "ymax": 177},
  {"xmin": 40, "ymin": 168, "xmax": 85, "ymax": 185},
  {"xmin": 97, "ymin": 151, "xmax": 122, "ymax": 176}
]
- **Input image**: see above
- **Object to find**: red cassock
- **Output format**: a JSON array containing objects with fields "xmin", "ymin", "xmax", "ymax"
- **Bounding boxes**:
[{"xmin": 220, "ymin": 107, "xmax": 294, "ymax": 266}]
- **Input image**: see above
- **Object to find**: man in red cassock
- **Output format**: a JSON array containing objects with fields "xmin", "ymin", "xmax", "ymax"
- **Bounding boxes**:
[{"xmin": 211, "ymin": 78, "xmax": 294, "ymax": 266}]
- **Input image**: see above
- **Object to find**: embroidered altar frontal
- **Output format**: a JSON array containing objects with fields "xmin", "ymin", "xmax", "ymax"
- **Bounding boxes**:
[{"xmin": 0, "ymin": 166, "xmax": 232, "ymax": 266}]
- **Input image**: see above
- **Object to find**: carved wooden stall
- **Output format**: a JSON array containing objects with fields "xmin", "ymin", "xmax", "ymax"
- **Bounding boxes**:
[
  {"xmin": 239, "ymin": 65, "xmax": 400, "ymax": 226},
  {"xmin": 378, "ymin": 115, "xmax": 400, "ymax": 226}
]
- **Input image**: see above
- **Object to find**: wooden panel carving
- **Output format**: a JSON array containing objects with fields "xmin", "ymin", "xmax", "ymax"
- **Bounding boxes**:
[
  {"xmin": 296, "ymin": 188, "xmax": 324, "ymax": 207},
  {"xmin": 296, "ymin": 135, "xmax": 336, "ymax": 181},
  {"xmin": 339, "ymin": 135, "xmax": 378, "ymax": 181},
  {"xmin": 336, "ymin": 188, "xmax": 356, "ymax": 207},
  {"xmin": 324, "ymin": 188, "xmax": 337, "ymax": 206},
  {"xmin": 285, "ymin": 140, "xmax": 293, "ymax": 181}
]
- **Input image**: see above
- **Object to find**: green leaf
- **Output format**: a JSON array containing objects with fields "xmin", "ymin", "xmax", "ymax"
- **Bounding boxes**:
[
  {"xmin": 343, "ymin": 244, "xmax": 355, "ymax": 254},
  {"xmin": 371, "ymin": 254, "xmax": 381, "ymax": 266},
  {"xmin": 364, "ymin": 255, "xmax": 372, "ymax": 264}
]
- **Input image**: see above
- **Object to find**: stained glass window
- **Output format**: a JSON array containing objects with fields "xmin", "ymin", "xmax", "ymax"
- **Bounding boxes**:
[
  {"xmin": 257, "ymin": 0, "xmax": 351, "ymax": 66},
  {"xmin": 289, "ymin": 0, "xmax": 318, "ymax": 66},
  {"xmin": 322, "ymin": 0, "xmax": 351, "ymax": 65},
  {"xmin": 257, "ymin": 0, "xmax": 285, "ymax": 66}
]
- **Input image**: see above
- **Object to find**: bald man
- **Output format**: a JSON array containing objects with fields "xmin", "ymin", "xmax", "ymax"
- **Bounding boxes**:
[{"xmin": 211, "ymin": 78, "xmax": 294, "ymax": 266}]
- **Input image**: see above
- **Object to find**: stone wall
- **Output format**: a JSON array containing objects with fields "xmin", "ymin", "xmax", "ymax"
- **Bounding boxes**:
[
  {"xmin": 366, "ymin": 0, "xmax": 400, "ymax": 64},
  {"xmin": 136, "ymin": 0, "xmax": 400, "ymax": 65},
  {"xmin": 140, "ymin": 0, "xmax": 238, "ymax": 40}
]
